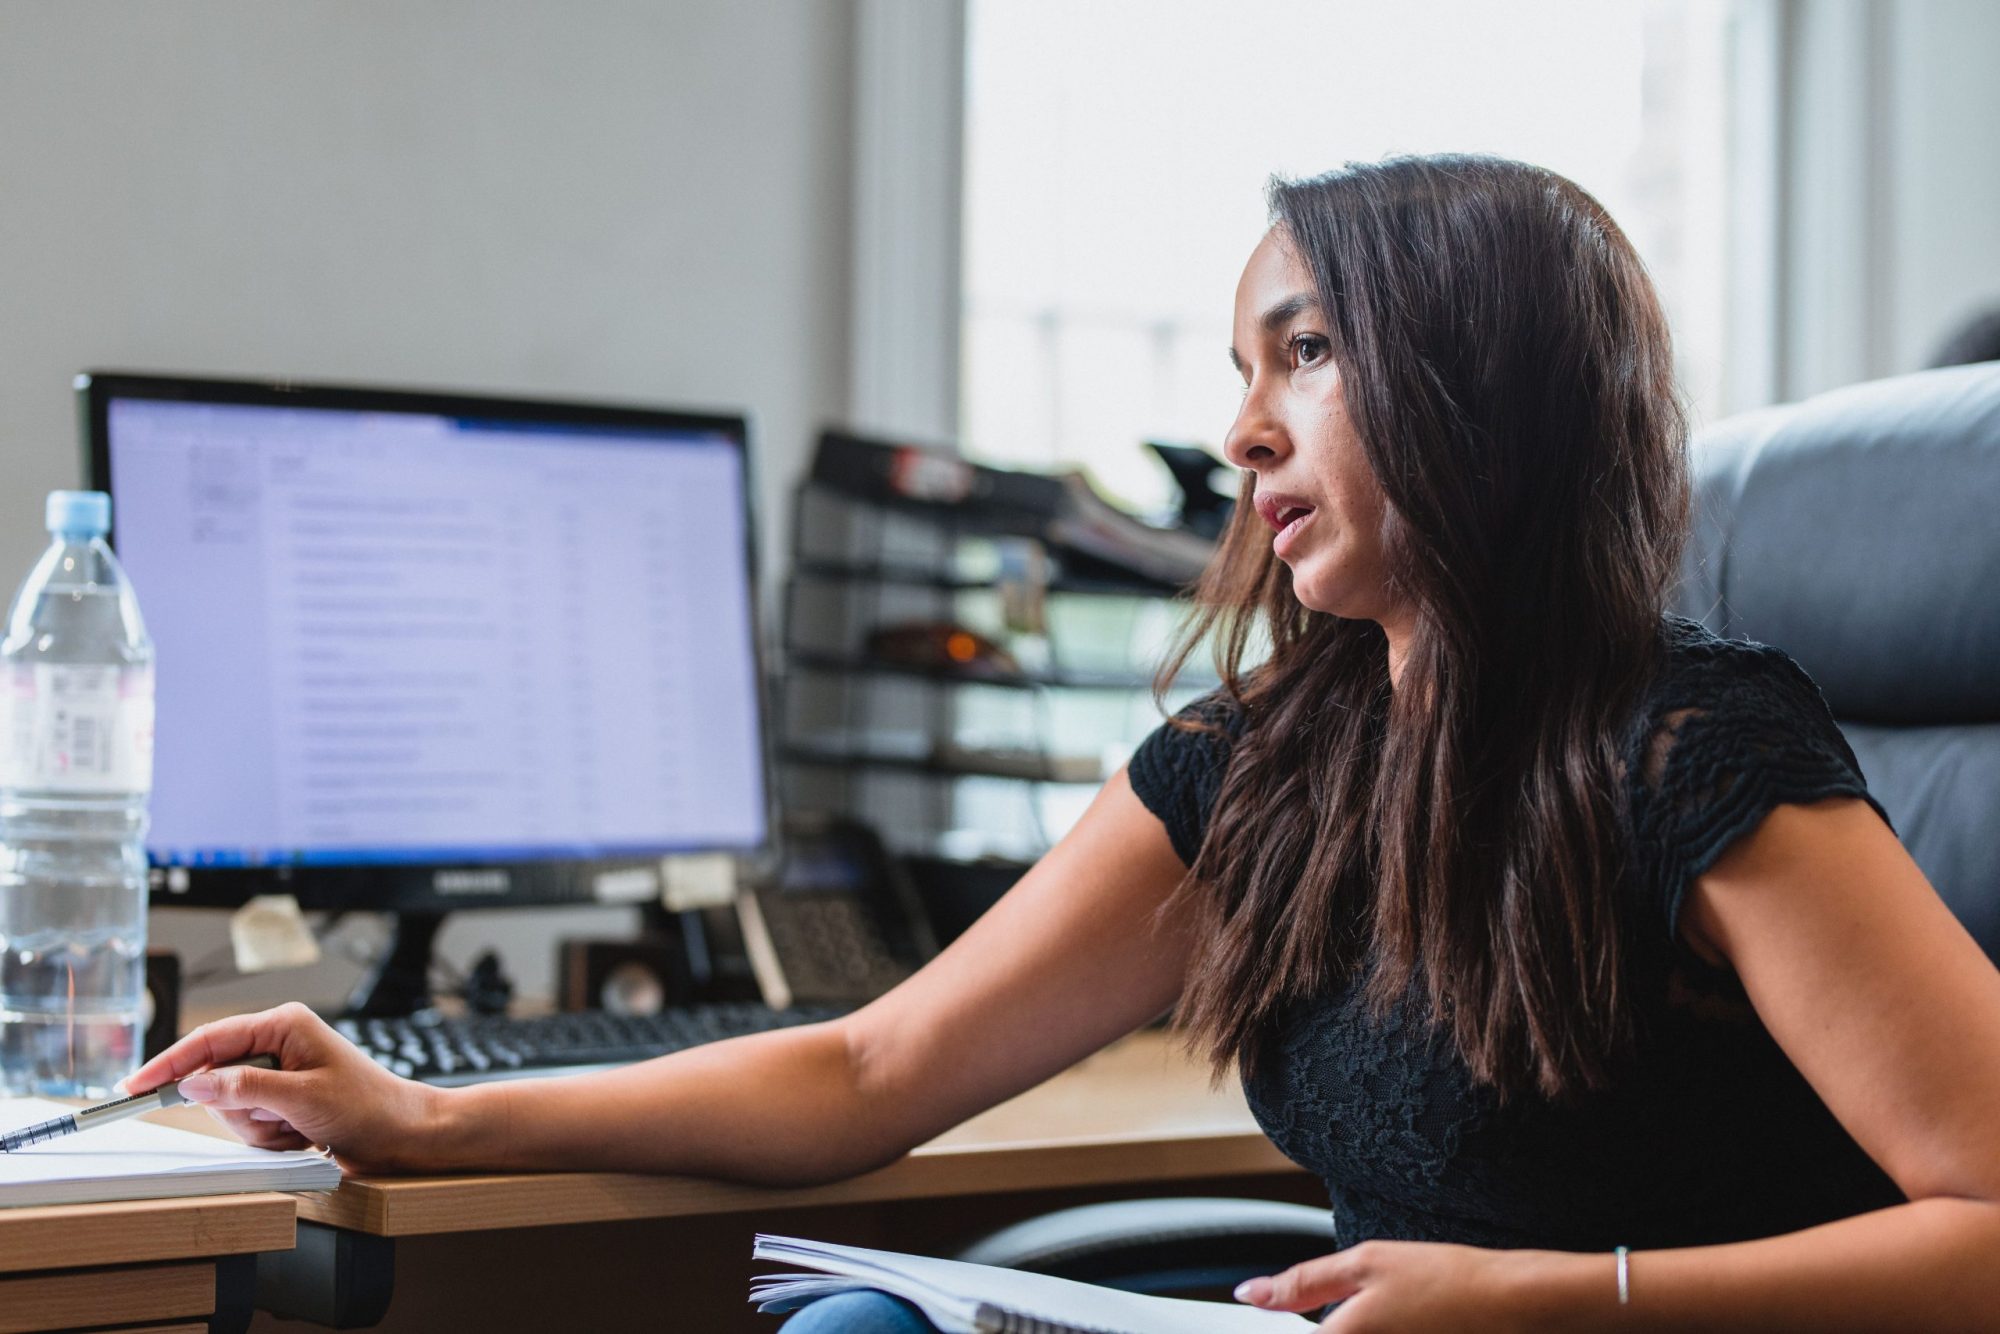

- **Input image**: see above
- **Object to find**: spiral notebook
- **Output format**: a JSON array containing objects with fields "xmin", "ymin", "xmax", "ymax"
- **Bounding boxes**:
[
  {"xmin": 750, "ymin": 1235, "xmax": 1315, "ymax": 1334},
  {"xmin": 0, "ymin": 1097, "xmax": 341, "ymax": 1208}
]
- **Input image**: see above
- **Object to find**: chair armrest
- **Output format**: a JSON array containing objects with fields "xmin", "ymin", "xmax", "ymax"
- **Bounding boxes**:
[{"xmin": 955, "ymin": 1197, "xmax": 1335, "ymax": 1296}]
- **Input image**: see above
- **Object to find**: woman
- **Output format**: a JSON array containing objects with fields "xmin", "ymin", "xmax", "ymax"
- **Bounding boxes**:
[{"xmin": 129, "ymin": 157, "xmax": 2000, "ymax": 1331}]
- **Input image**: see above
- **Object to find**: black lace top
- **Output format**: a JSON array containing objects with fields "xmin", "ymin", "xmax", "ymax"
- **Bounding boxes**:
[{"xmin": 1128, "ymin": 617, "xmax": 1904, "ymax": 1252}]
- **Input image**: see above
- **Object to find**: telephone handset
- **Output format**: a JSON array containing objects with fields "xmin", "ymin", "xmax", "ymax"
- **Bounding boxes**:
[{"xmin": 737, "ymin": 815, "xmax": 940, "ymax": 1009}]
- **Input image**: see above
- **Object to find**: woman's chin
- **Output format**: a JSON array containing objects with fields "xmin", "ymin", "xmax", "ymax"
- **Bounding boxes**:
[
  {"xmin": 1287, "ymin": 569, "xmax": 1394, "ymax": 625},
  {"xmin": 1287, "ymin": 582, "xmax": 1343, "ymax": 616},
  {"xmin": 1282, "ymin": 561, "xmax": 1335, "ymax": 613}
]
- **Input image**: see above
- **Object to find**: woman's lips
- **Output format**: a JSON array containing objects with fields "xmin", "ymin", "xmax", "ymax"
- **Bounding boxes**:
[
  {"xmin": 1273, "ymin": 506, "xmax": 1316, "ymax": 558},
  {"xmin": 1254, "ymin": 492, "xmax": 1318, "ymax": 558}
]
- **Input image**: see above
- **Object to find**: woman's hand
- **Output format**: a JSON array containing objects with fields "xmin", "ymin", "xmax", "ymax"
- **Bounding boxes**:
[
  {"xmin": 1235, "ymin": 1240, "xmax": 1567, "ymax": 1333},
  {"xmin": 121, "ymin": 1002, "xmax": 451, "ymax": 1175}
]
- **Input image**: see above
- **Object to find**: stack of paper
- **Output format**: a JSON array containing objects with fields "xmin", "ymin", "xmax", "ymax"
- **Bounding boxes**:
[
  {"xmin": 0, "ymin": 1097, "xmax": 341, "ymax": 1207},
  {"xmin": 751, "ymin": 1235, "xmax": 1315, "ymax": 1334}
]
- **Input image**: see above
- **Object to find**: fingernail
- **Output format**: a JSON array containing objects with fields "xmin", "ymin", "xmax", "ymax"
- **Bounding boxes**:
[
  {"xmin": 111, "ymin": 1079, "xmax": 130, "ymax": 1096},
  {"xmin": 179, "ymin": 1074, "xmax": 217, "ymax": 1103},
  {"xmin": 1234, "ymin": 1277, "xmax": 1273, "ymax": 1305}
]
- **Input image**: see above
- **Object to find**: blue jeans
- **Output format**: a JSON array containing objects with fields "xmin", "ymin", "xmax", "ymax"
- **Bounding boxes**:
[{"xmin": 775, "ymin": 1290, "xmax": 940, "ymax": 1333}]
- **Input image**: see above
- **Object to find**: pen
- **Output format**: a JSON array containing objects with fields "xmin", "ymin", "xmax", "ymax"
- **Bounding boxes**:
[{"xmin": 0, "ymin": 1054, "xmax": 280, "ymax": 1153}]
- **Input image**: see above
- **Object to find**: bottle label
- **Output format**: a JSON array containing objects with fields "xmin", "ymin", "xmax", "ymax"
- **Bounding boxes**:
[{"xmin": 0, "ymin": 663, "xmax": 155, "ymax": 793}]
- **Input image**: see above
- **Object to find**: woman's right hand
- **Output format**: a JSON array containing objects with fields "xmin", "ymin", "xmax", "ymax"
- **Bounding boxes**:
[{"xmin": 122, "ymin": 1001, "xmax": 450, "ymax": 1175}]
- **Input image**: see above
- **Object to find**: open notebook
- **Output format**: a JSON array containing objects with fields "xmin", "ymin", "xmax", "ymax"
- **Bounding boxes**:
[
  {"xmin": 0, "ymin": 1097, "xmax": 341, "ymax": 1207},
  {"xmin": 751, "ymin": 1235, "xmax": 1316, "ymax": 1334}
]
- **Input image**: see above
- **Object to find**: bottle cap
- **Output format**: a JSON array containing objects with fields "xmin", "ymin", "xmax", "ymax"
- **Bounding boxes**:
[{"xmin": 46, "ymin": 490, "xmax": 111, "ymax": 539}]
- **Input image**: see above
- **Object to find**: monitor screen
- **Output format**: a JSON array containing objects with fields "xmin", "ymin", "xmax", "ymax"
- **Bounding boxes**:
[{"xmin": 80, "ymin": 373, "xmax": 770, "ymax": 911}]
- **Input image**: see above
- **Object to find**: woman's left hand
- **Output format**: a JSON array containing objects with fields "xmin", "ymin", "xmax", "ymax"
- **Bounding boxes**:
[{"xmin": 1234, "ymin": 1240, "xmax": 1546, "ymax": 1333}]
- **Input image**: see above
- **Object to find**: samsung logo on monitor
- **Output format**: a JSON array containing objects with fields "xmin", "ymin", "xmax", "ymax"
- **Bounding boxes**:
[{"xmin": 434, "ymin": 869, "xmax": 511, "ymax": 895}]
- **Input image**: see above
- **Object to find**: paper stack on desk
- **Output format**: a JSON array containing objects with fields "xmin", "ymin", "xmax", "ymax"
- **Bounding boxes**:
[{"xmin": 0, "ymin": 1097, "xmax": 340, "ymax": 1208}]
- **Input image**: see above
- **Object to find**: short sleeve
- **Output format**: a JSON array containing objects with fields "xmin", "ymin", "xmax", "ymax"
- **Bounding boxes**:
[
  {"xmin": 1627, "ymin": 628, "xmax": 1891, "ymax": 936},
  {"xmin": 1127, "ymin": 691, "xmax": 1244, "ymax": 867}
]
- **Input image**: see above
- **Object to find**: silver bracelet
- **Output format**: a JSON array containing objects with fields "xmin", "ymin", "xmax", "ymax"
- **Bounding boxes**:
[{"xmin": 1615, "ymin": 1245, "xmax": 1631, "ymax": 1307}]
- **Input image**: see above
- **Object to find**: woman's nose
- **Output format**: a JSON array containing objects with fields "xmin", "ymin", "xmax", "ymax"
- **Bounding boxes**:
[{"xmin": 1222, "ymin": 395, "xmax": 1287, "ymax": 469}]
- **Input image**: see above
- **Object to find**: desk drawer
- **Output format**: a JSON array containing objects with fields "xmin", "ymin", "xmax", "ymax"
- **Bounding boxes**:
[{"xmin": 0, "ymin": 1260, "xmax": 212, "ymax": 1334}]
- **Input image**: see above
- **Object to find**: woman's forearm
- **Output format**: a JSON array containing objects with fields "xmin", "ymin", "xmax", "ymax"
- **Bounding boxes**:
[
  {"xmin": 426, "ymin": 1019, "xmax": 907, "ymax": 1185},
  {"xmin": 1514, "ymin": 1197, "xmax": 2000, "ymax": 1332}
]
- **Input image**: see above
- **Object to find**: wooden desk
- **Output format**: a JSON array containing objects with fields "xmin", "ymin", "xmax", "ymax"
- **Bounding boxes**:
[
  {"xmin": 0, "ymin": 1191, "xmax": 295, "ymax": 1334},
  {"xmin": 248, "ymin": 1033, "xmax": 1317, "ymax": 1332}
]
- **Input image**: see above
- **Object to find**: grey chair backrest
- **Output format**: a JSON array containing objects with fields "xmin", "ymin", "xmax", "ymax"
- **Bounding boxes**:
[{"xmin": 1673, "ymin": 363, "xmax": 2000, "ymax": 962}]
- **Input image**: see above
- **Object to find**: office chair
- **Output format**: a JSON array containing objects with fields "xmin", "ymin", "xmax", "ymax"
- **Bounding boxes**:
[
  {"xmin": 956, "ymin": 1197, "xmax": 1333, "ymax": 1298},
  {"xmin": 958, "ymin": 363, "xmax": 2000, "ymax": 1291},
  {"xmin": 1673, "ymin": 361, "xmax": 2000, "ymax": 962}
]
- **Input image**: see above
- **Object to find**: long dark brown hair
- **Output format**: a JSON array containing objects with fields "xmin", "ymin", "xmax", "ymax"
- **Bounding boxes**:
[{"xmin": 1159, "ymin": 155, "xmax": 1690, "ymax": 1102}]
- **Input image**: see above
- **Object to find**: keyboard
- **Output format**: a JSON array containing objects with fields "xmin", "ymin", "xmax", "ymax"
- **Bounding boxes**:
[{"xmin": 333, "ymin": 1002, "xmax": 851, "ymax": 1087}]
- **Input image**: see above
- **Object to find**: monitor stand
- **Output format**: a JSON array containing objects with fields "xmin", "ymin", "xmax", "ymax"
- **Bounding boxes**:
[{"xmin": 344, "ymin": 911, "xmax": 447, "ymax": 1018}]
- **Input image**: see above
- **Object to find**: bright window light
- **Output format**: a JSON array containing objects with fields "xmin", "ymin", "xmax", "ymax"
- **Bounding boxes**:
[{"xmin": 962, "ymin": 0, "xmax": 1729, "ymax": 515}]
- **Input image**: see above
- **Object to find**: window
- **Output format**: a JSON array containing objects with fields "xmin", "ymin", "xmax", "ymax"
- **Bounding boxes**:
[{"xmin": 961, "ymin": 0, "xmax": 1731, "ymax": 515}]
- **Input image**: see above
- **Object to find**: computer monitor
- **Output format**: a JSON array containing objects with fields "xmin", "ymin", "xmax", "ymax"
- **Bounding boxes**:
[{"xmin": 79, "ymin": 372, "xmax": 773, "ymax": 1010}]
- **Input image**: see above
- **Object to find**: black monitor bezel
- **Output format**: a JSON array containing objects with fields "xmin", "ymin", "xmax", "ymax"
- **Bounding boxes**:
[{"xmin": 78, "ymin": 370, "xmax": 777, "ymax": 913}]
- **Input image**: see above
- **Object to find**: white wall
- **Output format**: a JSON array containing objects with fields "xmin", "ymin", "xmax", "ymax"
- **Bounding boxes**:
[{"xmin": 0, "ymin": 0, "xmax": 857, "ymax": 1007}]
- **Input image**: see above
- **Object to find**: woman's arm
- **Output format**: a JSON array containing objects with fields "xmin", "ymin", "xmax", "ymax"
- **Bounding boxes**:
[
  {"xmin": 1237, "ymin": 796, "xmax": 2000, "ymax": 1332},
  {"xmin": 126, "ymin": 767, "xmax": 1196, "ymax": 1183},
  {"xmin": 1577, "ymin": 795, "xmax": 2000, "ymax": 1330}
]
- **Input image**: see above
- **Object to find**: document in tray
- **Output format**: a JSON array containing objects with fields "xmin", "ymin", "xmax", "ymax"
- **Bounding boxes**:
[
  {"xmin": 0, "ymin": 1097, "xmax": 341, "ymax": 1208},
  {"xmin": 751, "ymin": 1235, "xmax": 1316, "ymax": 1334}
]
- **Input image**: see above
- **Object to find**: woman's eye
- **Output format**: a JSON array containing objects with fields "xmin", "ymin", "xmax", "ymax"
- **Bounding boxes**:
[{"xmin": 1289, "ymin": 334, "xmax": 1329, "ymax": 368}]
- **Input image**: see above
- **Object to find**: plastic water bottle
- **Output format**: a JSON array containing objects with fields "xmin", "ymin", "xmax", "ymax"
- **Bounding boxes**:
[{"xmin": 0, "ymin": 492, "xmax": 154, "ymax": 1097}]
